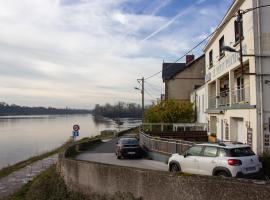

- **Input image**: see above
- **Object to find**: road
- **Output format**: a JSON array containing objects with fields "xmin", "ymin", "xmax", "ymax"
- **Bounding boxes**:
[{"xmin": 75, "ymin": 136, "xmax": 168, "ymax": 171}]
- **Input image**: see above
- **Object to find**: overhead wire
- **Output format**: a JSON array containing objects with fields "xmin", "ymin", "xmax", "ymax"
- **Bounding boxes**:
[{"xmin": 144, "ymin": 4, "xmax": 270, "ymax": 81}]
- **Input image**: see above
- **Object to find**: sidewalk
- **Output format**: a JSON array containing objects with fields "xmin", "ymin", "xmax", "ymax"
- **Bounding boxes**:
[{"xmin": 0, "ymin": 154, "xmax": 58, "ymax": 199}]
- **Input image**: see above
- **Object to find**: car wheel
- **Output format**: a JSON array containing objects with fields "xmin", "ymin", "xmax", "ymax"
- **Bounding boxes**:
[
  {"xmin": 217, "ymin": 171, "xmax": 229, "ymax": 177},
  {"xmin": 170, "ymin": 163, "xmax": 180, "ymax": 172}
]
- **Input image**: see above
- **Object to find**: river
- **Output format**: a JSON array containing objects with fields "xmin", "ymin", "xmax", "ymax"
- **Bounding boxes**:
[{"xmin": 0, "ymin": 114, "xmax": 141, "ymax": 169}]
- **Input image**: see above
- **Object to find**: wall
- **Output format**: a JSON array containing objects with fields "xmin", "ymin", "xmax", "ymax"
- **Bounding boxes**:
[
  {"xmin": 167, "ymin": 56, "xmax": 205, "ymax": 101},
  {"xmin": 58, "ymin": 157, "xmax": 270, "ymax": 200},
  {"xmin": 191, "ymin": 85, "xmax": 207, "ymax": 123}
]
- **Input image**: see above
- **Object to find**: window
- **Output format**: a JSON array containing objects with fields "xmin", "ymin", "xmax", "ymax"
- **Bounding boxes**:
[
  {"xmin": 186, "ymin": 146, "xmax": 203, "ymax": 156},
  {"xmin": 228, "ymin": 147, "xmax": 255, "ymax": 157},
  {"xmin": 219, "ymin": 36, "xmax": 225, "ymax": 58},
  {"xmin": 209, "ymin": 50, "xmax": 213, "ymax": 68},
  {"xmin": 203, "ymin": 146, "xmax": 218, "ymax": 157},
  {"xmin": 234, "ymin": 19, "xmax": 243, "ymax": 43},
  {"xmin": 219, "ymin": 148, "xmax": 227, "ymax": 157}
]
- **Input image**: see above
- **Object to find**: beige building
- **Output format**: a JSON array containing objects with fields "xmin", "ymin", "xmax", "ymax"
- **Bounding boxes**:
[
  {"xmin": 162, "ymin": 55, "xmax": 205, "ymax": 102},
  {"xmin": 204, "ymin": 0, "xmax": 270, "ymax": 154}
]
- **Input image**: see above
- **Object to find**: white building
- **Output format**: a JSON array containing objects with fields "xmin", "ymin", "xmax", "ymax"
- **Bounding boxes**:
[
  {"xmin": 190, "ymin": 85, "xmax": 207, "ymax": 124},
  {"xmin": 204, "ymin": 0, "xmax": 270, "ymax": 154}
]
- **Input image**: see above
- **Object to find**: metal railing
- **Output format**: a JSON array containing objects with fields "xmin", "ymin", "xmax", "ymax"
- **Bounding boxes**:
[
  {"xmin": 208, "ymin": 95, "xmax": 217, "ymax": 109},
  {"xmin": 218, "ymin": 90, "xmax": 230, "ymax": 106},
  {"xmin": 139, "ymin": 131, "xmax": 194, "ymax": 155},
  {"xmin": 232, "ymin": 85, "xmax": 250, "ymax": 104},
  {"xmin": 208, "ymin": 85, "xmax": 250, "ymax": 109},
  {"xmin": 142, "ymin": 123, "xmax": 207, "ymax": 132}
]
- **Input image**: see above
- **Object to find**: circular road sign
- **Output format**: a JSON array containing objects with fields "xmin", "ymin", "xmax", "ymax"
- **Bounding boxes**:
[{"xmin": 73, "ymin": 124, "xmax": 80, "ymax": 131}]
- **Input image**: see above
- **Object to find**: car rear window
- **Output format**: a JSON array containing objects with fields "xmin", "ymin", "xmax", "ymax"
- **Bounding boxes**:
[
  {"xmin": 228, "ymin": 147, "xmax": 255, "ymax": 157},
  {"xmin": 120, "ymin": 138, "xmax": 138, "ymax": 145}
]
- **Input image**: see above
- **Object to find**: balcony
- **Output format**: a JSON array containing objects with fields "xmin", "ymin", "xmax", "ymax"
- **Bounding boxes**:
[
  {"xmin": 232, "ymin": 85, "xmax": 250, "ymax": 104},
  {"xmin": 208, "ymin": 85, "xmax": 250, "ymax": 110},
  {"xmin": 218, "ymin": 90, "xmax": 230, "ymax": 107}
]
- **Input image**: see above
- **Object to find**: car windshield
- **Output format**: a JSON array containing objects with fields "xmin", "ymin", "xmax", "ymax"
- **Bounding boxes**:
[
  {"xmin": 228, "ymin": 147, "xmax": 255, "ymax": 157},
  {"xmin": 120, "ymin": 138, "xmax": 138, "ymax": 145}
]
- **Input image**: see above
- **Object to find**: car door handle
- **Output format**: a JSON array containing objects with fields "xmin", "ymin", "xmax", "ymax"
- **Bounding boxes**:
[
  {"xmin": 193, "ymin": 159, "xmax": 198, "ymax": 162},
  {"xmin": 211, "ymin": 160, "xmax": 217, "ymax": 163}
]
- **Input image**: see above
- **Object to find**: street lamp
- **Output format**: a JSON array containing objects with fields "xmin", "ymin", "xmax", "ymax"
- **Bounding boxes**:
[{"xmin": 220, "ymin": 46, "xmax": 238, "ymax": 53}]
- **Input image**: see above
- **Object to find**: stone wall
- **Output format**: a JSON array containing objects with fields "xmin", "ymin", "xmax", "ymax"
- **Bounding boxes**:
[{"xmin": 58, "ymin": 158, "xmax": 270, "ymax": 200}]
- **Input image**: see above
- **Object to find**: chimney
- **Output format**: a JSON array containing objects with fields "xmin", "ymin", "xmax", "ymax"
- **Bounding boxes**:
[{"xmin": 186, "ymin": 55, "xmax": 195, "ymax": 64}]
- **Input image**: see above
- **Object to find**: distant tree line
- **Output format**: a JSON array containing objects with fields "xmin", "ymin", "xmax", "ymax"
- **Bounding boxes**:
[
  {"xmin": 0, "ymin": 102, "xmax": 91, "ymax": 116},
  {"xmin": 93, "ymin": 102, "xmax": 142, "ymax": 118}
]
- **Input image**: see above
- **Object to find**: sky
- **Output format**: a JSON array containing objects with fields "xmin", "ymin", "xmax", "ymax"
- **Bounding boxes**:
[{"xmin": 0, "ymin": 0, "xmax": 234, "ymax": 109}]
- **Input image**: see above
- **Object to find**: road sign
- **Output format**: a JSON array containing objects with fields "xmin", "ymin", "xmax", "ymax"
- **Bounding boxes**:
[
  {"xmin": 73, "ymin": 124, "xmax": 80, "ymax": 131},
  {"xmin": 72, "ymin": 131, "xmax": 79, "ymax": 137}
]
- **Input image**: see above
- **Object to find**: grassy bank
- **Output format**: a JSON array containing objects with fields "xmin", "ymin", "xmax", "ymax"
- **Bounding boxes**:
[
  {"xmin": 6, "ymin": 165, "xmax": 87, "ymax": 200},
  {"xmin": 6, "ymin": 164, "xmax": 140, "ymax": 200}
]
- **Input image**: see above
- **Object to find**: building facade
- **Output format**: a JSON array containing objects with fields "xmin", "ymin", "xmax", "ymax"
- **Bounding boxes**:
[
  {"xmin": 162, "ymin": 55, "xmax": 205, "ymax": 102},
  {"xmin": 190, "ymin": 85, "xmax": 207, "ymax": 124},
  {"xmin": 204, "ymin": 0, "xmax": 270, "ymax": 154}
]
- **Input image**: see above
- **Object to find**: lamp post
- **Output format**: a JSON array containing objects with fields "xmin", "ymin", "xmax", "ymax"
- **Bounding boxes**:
[{"xmin": 134, "ymin": 77, "xmax": 144, "ymax": 122}]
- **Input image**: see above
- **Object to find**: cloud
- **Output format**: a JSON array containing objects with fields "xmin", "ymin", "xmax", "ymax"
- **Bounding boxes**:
[{"xmin": 0, "ymin": 0, "xmax": 232, "ymax": 108}]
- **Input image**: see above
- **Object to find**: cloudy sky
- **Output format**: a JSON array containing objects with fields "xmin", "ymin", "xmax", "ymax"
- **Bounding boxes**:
[{"xmin": 0, "ymin": 0, "xmax": 233, "ymax": 109}]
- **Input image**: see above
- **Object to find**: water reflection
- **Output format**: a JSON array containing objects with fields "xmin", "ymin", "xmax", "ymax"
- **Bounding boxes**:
[{"xmin": 0, "ymin": 114, "xmax": 141, "ymax": 169}]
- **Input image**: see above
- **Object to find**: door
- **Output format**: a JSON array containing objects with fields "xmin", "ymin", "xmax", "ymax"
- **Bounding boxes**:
[
  {"xmin": 236, "ymin": 118, "xmax": 245, "ymax": 143},
  {"xmin": 198, "ymin": 146, "xmax": 218, "ymax": 175},
  {"xmin": 181, "ymin": 146, "xmax": 203, "ymax": 174}
]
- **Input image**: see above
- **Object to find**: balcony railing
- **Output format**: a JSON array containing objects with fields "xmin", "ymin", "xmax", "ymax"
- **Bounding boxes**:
[
  {"xmin": 208, "ymin": 96, "xmax": 217, "ymax": 109},
  {"xmin": 208, "ymin": 85, "xmax": 250, "ymax": 109},
  {"xmin": 232, "ymin": 85, "xmax": 250, "ymax": 104},
  {"xmin": 218, "ymin": 90, "xmax": 230, "ymax": 106}
]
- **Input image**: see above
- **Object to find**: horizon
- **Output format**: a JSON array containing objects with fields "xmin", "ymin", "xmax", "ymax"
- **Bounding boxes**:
[{"xmin": 0, "ymin": 0, "xmax": 233, "ymax": 109}]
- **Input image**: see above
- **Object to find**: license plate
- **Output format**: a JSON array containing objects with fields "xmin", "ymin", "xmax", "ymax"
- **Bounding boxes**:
[
  {"xmin": 246, "ymin": 166, "xmax": 256, "ymax": 172},
  {"xmin": 128, "ymin": 152, "xmax": 136, "ymax": 155}
]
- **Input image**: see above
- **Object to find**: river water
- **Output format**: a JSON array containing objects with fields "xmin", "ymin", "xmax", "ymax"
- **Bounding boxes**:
[{"xmin": 0, "ymin": 114, "xmax": 141, "ymax": 169}]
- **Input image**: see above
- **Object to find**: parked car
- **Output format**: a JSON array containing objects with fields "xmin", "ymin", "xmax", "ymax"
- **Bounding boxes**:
[
  {"xmin": 115, "ymin": 137, "xmax": 143, "ymax": 159},
  {"xmin": 168, "ymin": 143, "xmax": 263, "ymax": 179}
]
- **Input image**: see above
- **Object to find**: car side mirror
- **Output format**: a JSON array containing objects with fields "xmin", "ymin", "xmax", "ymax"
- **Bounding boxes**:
[
  {"xmin": 183, "ymin": 152, "xmax": 188, "ymax": 158},
  {"xmin": 116, "ymin": 142, "xmax": 118, "ymax": 145}
]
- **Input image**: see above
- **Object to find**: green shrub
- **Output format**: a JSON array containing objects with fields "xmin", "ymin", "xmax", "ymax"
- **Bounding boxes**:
[{"xmin": 144, "ymin": 100, "xmax": 194, "ymax": 123}]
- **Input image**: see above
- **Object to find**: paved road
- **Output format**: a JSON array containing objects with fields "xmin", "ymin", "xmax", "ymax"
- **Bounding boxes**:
[
  {"xmin": 76, "ymin": 136, "xmax": 168, "ymax": 172},
  {"xmin": 0, "ymin": 155, "xmax": 57, "ymax": 199}
]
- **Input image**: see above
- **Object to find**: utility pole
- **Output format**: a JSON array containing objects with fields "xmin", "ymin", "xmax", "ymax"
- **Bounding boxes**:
[
  {"xmin": 137, "ymin": 77, "xmax": 144, "ymax": 122},
  {"xmin": 237, "ymin": 10, "xmax": 244, "ymax": 77}
]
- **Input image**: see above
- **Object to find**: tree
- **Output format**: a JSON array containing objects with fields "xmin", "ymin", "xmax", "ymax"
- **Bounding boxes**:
[{"xmin": 144, "ymin": 100, "xmax": 194, "ymax": 123}]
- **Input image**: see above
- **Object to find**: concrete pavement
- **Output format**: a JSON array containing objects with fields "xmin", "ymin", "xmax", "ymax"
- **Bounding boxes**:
[{"xmin": 75, "ymin": 136, "xmax": 168, "ymax": 171}]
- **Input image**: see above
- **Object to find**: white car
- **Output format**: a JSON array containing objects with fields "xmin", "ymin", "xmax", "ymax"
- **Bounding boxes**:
[{"xmin": 168, "ymin": 143, "xmax": 263, "ymax": 178}]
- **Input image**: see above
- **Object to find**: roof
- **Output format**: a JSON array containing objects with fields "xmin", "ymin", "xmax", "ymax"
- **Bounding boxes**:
[
  {"xmin": 196, "ymin": 142, "xmax": 250, "ymax": 149},
  {"xmin": 162, "ymin": 54, "xmax": 205, "ymax": 81},
  {"xmin": 162, "ymin": 63, "xmax": 186, "ymax": 81}
]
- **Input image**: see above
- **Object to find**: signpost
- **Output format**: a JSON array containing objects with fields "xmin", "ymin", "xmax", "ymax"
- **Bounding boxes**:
[{"xmin": 72, "ymin": 124, "xmax": 80, "ymax": 140}]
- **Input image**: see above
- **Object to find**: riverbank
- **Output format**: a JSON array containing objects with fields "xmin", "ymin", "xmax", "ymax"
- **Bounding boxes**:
[
  {"xmin": 0, "ymin": 146, "xmax": 65, "ymax": 179},
  {"xmin": 4, "ymin": 127, "xmax": 140, "ymax": 200},
  {"xmin": 6, "ymin": 165, "xmax": 88, "ymax": 200}
]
